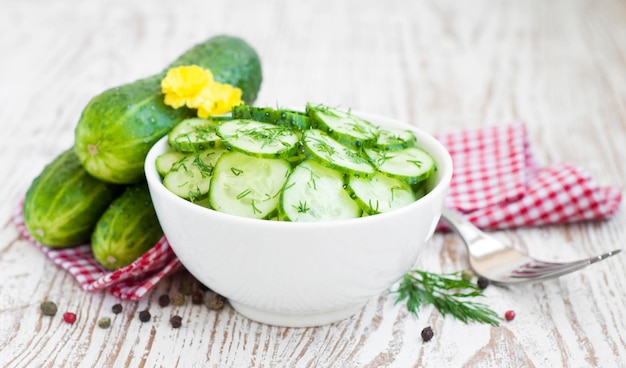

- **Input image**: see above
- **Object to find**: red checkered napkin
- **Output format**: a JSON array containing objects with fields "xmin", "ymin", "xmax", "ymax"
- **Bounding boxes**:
[
  {"xmin": 13, "ymin": 203, "xmax": 182, "ymax": 300},
  {"xmin": 13, "ymin": 122, "xmax": 622, "ymax": 300},
  {"xmin": 435, "ymin": 123, "xmax": 622, "ymax": 228}
]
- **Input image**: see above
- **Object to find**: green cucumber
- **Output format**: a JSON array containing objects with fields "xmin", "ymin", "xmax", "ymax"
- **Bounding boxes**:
[
  {"xmin": 346, "ymin": 172, "xmax": 417, "ymax": 215},
  {"xmin": 279, "ymin": 160, "xmax": 361, "ymax": 222},
  {"xmin": 306, "ymin": 104, "xmax": 378, "ymax": 147},
  {"xmin": 75, "ymin": 35, "xmax": 262, "ymax": 184},
  {"xmin": 167, "ymin": 117, "xmax": 225, "ymax": 152},
  {"xmin": 232, "ymin": 105, "xmax": 311, "ymax": 130},
  {"xmin": 365, "ymin": 147, "xmax": 436, "ymax": 184},
  {"xmin": 91, "ymin": 182, "xmax": 163, "ymax": 270},
  {"xmin": 216, "ymin": 119, "xmax": 300, "ymax": 158},
  {"xmin": 23, "ymin": 149, "xmax": 124, "ymax": 247},
  {"xmin": 374, "ymin": 128, "xmax": 417, "ymax": 151},
  {"xmin": 162, "ymin": 147, "xmax": 226, "ymax": 201},
  {"xmin": 155, "ymin": 151, "xmax": 186, "ymax": 177},
  {"xmin": 302, "ymin": 129, "xmax": 375, "ymax": 178},
  {"xmin": 208, "ymin": 151, "xmax": 291, "ymax": 219}
]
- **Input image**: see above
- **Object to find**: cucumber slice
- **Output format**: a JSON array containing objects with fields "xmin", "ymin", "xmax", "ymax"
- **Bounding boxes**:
[
  {"xmin": 365, "ymin": 147, "xmax": 436, "ymax": 184},
  {"xmin": 168, "ymin": 117, "xmax": 223, "ymax": 152},
  {"xmin": 303, "ymin": 129, "xmax": 375, "ymax": 178},
  {"xmin": 346, "ymin": 172, "xmax": 417, "ymax": 215},
  {"xmin": 209, "ymin": 151, "xmax": 291, "ymax": 219},
  {"xmin": 216, "ymin": 119, "xmax": 300, "ymax": 158},
  {"xmin": 374, "ymin": 128, "xmax": 417, "ymax": 151},
  {"xmin": 162, "ymin": 148, "xmax": 226, "ymax": 201},
  {"xmin": 155, "ymin": 151, "xmax": 186, "ymax": 177},
  {"xmin": 280, "ymin": 160, "xmax": 361, "ymax": 222},
  {"xmin": 306, "ymin": 104, "xmax": 378, "ymax": 147},
  {"xmin": 232, "ymin": 105, "xmax": 311, "ymax": 130}
]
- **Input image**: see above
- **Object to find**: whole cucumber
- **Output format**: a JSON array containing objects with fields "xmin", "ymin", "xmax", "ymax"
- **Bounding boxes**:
[
  {"xmin": 23, "ymin": 148, "xmax": 124, "ymax": 247},
  {"xmin": 91, "ymin": 182, "xmax": 163, "ymax": 270},
  {"xmin": 75, "ymin": 35, "xmax": 263, "ymax": 184}
]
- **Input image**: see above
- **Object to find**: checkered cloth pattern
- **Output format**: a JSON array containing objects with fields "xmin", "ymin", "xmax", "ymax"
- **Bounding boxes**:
[{"xmin": 13, "ymin": 122, "xmax": 622, "ymax": 300}]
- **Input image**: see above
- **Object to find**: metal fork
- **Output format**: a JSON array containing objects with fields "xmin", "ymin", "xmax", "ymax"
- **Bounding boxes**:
[{"xmin": 440, "ymin": 207, "xmax": 622, "ymax": 285}]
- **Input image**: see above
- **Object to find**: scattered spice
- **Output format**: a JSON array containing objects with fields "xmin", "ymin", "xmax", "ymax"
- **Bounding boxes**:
[
  {"xmin": 172, "ymin": 293, "xmax": 185, "ymax": 306},
  {"xmin": 98, "ymin": 317, "xmax": 111, "ymax": 329},
  {"xmin": 40, "ymin": 301, "xmax": 58, "ymax": 316},
  {"xmin": 63, "ymin": 312, "xmax": 77, "ymax": 324},
  {"xmin": 461, "ymin": 269, "xmax": 474, "ymax": 282},
  {"xmin": 170, "ymin": 315, "xmax": 183, "ymax": 328},
  {"xmin": 179, "ymin": 280, "xmax": 193, "ymax": 295},
  {"xmin": 477, "ymin": 276, "xmax": 490, "ymax": 290},
  {"xmin": 504, "ymin": 310, "xmax": 516, "ymax": 321},
  {"xmin": 421, "ymin": 326, "xmax": 434, "ymax": 342},
  {"xmin": 158, "ymin": 294, "xmax": 171, "ymax": 308},
  {"xmin": 138, "ymin": 310, "xmax": 151, "ymax": 323},
  {"xmin": 207, "ymin": 294, "xmax": 226, "ymax": 310},
  {"xmin": 111, "ymin": 303, "xmax": 123, "ymax": 314},
  {"xmin": 192, "ymin": 290, "xmax": 204, "ymax": 305}
]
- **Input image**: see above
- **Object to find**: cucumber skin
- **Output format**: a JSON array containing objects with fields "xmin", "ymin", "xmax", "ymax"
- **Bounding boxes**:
[
  {"xmin": 23, "ymin": 149, "xmax": 124, "ymax": 248},
  {"xmin": 91, "ymin": 182, "xmax": 164, "ymax": 270},
  {"xmin": 168, "ymin": 35, "xmax": 262, "ymax": 105},
  {"xmin": 74, "ymin": 35, "xmax": 263, "ymax": 184}
]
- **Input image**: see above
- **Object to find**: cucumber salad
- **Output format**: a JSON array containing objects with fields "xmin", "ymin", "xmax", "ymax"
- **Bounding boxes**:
[{"xmin": 155, "ymin": 103, "xmax": 437, "ymax": 221}]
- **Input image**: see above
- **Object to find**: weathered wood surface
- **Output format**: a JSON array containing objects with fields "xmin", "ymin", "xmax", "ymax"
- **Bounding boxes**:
[{"xmin": 1, "ymin": 0, "xmax": 625, "ymax": 367}]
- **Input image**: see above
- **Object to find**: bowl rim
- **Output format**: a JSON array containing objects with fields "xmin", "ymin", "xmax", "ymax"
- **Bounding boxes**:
[{"xmin": 145, "ymin": 109, "xmax": 453, "ymax": 229}]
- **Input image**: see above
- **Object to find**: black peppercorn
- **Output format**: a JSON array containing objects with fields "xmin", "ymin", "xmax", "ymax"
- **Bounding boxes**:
[
  {"xmin": 112, "ymin": 303, "xmax": 123, "ymax": 314},
  {"xmin": 158, "ymin": 294, "xmax": 171, "ymax": 308},
  {"xmin": 138, "ymin": 310, "xmax": 151, "ymax": 322},
  {"xmin": 421, "ymin": 326, "xmax": 434, "ymax": 342},
  {"xmin": 477, "ymin": 276, "xmax": 489, "ymax": 290},
  {"xmin": 170, "ymin": 315, "xmax": 183, "ymax": 328}
]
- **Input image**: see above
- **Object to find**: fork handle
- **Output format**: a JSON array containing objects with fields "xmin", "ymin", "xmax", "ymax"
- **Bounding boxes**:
[{"xmin": 440, "ymin": 207, "xmax": 485, "ymax": 242}]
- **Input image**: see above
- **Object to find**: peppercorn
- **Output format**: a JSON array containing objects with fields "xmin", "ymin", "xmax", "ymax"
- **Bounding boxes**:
[
  {"xmin": 179, "ymin": 280, "xmax": 193, "ymax": 295},
  {"xmin": 461, "ymin": 269, "xmax": 474, "ymax": 282},
  {"xmin": 111, "ymin": 303, "xmax": 123, "ymax": 314},
  {"xmin": 477, "ymin": 276, "xmax": 489, "ymax": 290},
  {"xmin": 421, "ymin": 326, "xmax": 434, "ymax": 342},
  {"xmin": 98, "ymin": 317, "xmax": 111, "ymax": 329},
  {"xmin": 191, "ymin": 290, "xmax": 204, "ymax": 305},
  {"xmin": 40, "ymin": 301, "xmax": 58, "ymax": 316},
  {"xmin": 170, "ymin": 315, "xmax": 183, "ymax": 328},
  {"xmin": 63, "ymin": 312, "xmax": 77, "ymax": 324},
  {"xmin": 504, "ymin": 310, "xmax": 516, "ymax": 321},
  {"xmin": 207, "ymin": 294, "xmax": 225, "ymax": 310},
  {"xmin": 138, "ymin": 310, "xmax": 151, "ymax": 322},
  {"xmin": 158, "ymin": 294, "xmax": 171, "ymax": 308},
  {"xmin": 171, "ymin": 293, "xmax": 185, "ymax": 306}
]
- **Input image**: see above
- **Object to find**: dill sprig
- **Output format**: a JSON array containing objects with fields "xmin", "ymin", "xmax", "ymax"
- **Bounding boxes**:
[{"xmin": 393, "ymin": 270, "xmax": 502, "ymax": 326}]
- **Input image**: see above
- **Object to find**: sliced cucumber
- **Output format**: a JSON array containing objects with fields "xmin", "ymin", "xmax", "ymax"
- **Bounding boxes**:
[
  {"xmin": 306, "ymin": 104, "xmax": 378, "ymax": 147},
  {"xmin": 302, "ymin": 129, "xmax": 376, "ymax": 177},
  {"xmin": 216, "ymin": 119, "xmax": 300, "ymax": 158},
  {"xmin": 232, "ymin": 105, "xmax": 311, "ymax": 130},
  {"xmin": 155, "ymin": 151, "xmax": 186, "ymax": 177},
  {"xmin": 374, "ymin": 128, "xmax": 417, "ymax": 151},
  {"xmin": 346, "ymin": 172, "xmax": 417, "ymax": 215},
  {"xmin": 162, "ymin": 148, "xmax": 226, "ymax": 201},
  {"xmin": 280, "ymin": 160, "xmax": 361, "ymax": 222},
  {"xmin": 209, "ymin": 151, "xmax": 291, "ymax": 219},
  {"xmin": 365, "ymin": 147, "xmax": 436, "ymax": 184},
  {"xmin": 168, "ymin": 117, "xmax": 223, "ymax": 152},
  {"xmin": 303, "ymin": 129, "xmax": 375, "ymax": 178}
]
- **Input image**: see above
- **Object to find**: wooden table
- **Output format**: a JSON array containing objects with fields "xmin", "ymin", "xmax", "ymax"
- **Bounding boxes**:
[{"xmin": 2, "ymin": 0, "xmax": 625, "ymax": 366}]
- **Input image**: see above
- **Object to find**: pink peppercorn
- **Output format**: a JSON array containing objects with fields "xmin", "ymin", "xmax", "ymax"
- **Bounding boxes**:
[
  {"xmin": 63, "ymin": 312, "xmax": 77, "ymax": 324},
  {"xmin": 504, "ymin": 310, "xmax": 516, "ymax": 321}
]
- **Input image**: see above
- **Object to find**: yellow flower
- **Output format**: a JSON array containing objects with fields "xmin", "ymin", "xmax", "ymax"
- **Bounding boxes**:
[
  {"xmin": 161, "ymin": 65, "xmax": 243, "ymax": 117},
  {"xmin": 197, "ymin": 83, "xmax": 243, "ymax": 118},
  {"xmin": 161, "ymin": 65, "xmax": 214, "ymax": 109}
]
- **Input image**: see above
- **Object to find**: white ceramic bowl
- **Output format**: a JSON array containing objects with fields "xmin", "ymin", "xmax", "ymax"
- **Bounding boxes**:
[{"xmin": 145, "ymin": 111, "xmax": 453, "ymax": 327}]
